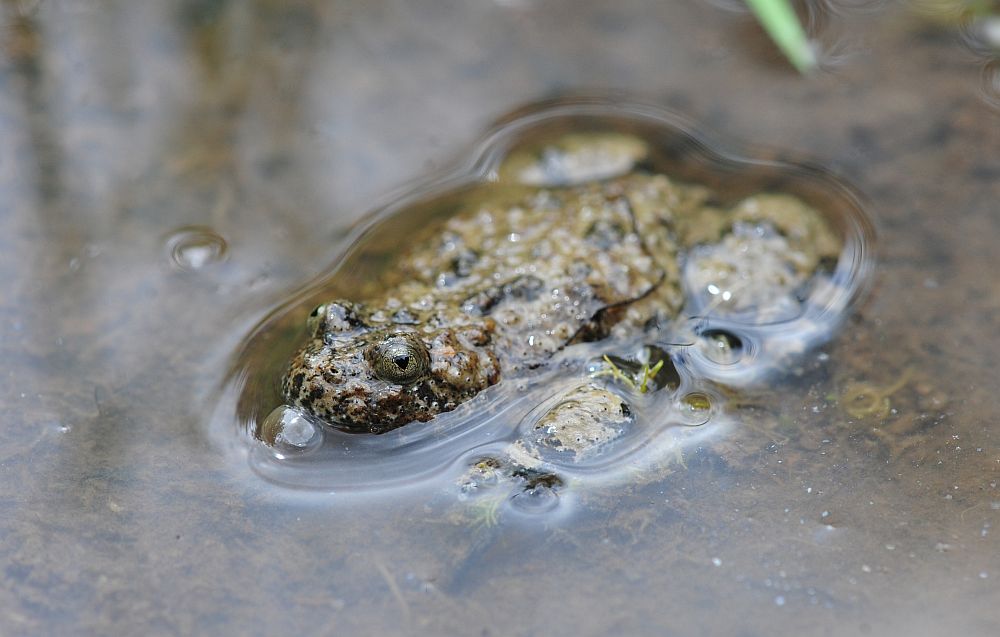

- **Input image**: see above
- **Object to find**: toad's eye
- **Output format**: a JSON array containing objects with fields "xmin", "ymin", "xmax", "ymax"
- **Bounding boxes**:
[
  {"xmin": 369, "ymin": 335, "xmax": 431, "ymax": 385},
  {"xmin": 306, "ymin": 304, "xmax": 326, "ymax": 336}
]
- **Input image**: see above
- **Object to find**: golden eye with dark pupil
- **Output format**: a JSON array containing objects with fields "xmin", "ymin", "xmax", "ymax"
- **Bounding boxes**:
[
  {"xmin": 392, "ymin": 354, "xmax": 411, "ymax": 369},
  {"xmin": 370, "ymin": 335, "xmax": 430, "ymax": 384}
]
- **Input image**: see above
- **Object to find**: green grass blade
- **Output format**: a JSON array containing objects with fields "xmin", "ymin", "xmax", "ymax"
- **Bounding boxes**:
[{"xmin": 745, "ymin": 0, "xmax": 817, "ymax": 73}]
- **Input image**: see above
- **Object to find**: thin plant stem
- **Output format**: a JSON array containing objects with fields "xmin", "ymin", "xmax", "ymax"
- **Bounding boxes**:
[{"xmin": 746, "ymin": 0, "xmax": 817, "ymax": 73}]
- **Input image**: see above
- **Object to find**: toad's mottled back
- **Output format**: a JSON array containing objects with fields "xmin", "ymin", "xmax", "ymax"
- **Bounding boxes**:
[
  {"xmin": 282, "ymin": 172, "xmax": 690, "ymax": 433},
  {"xmin": 281, "ymin": 132, "xmax": 839, "ymax": 438}
]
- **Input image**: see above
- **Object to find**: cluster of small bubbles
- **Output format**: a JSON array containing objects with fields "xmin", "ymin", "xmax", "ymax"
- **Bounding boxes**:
[
  {"xmin": 677, "ymin": 392, "xmax": 713, "ymax": 426},
  {"xmin": 165, "ymin": 226, "xmax": 228, "ymax": 271},
  {"xmin": 67, "ymin": 244, "xmax": 103, "ymax": 273},
  {"xmin": 259, "ymin": 406, "xmax": 324, "ymax": 458}
]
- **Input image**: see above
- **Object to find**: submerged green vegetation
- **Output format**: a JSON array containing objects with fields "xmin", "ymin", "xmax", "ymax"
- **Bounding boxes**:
[{"xmin": 591, "ymin": 355, "xmax": 665, "ymax": 394}]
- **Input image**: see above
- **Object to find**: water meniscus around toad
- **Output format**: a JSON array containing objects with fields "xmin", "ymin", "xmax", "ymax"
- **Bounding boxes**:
[{"xmin": 211, "ymin": 98, "xmax": 876, "ymax": 515}]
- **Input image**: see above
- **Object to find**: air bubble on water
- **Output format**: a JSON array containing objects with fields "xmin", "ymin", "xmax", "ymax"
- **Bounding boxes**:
[
  {"xmin": 165, "ymin": 226, "xmax": 228, "ymax": 271},
  {"xmin": 699, "ymin": 329, "xmax": 743, "ymax": 366},
  {"xmin": 259, "ymin": 405, "xmax": 324, "ymax": 458},
  {"xmin": 961, "ymin": 15, "xmax": 1000, "ymax": 57},
  {"xmin": 677, "ymin": 392, "xmax": 713, "ymax": 426}
]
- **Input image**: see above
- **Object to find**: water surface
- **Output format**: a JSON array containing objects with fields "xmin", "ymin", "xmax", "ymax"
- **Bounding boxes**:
[{"xmin": 1, "ymin": 1, "xmax": 999, "ymax": 635}]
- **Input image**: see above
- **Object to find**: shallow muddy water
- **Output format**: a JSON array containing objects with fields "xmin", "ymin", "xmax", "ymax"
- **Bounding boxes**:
[{"xmin": 2, "ymin": 1, "xmax": 999, "ymax": 635}]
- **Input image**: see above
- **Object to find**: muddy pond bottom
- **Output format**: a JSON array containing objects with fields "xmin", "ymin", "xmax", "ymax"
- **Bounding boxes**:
[{"xmin": 214, "ymin": 99, "xmax": 875, "ymax": 517}]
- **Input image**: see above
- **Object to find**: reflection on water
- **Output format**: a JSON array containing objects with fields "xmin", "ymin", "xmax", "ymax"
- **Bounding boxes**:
[{"xmin": 1, "ymin": 1, "xmax": 998, "ymax": 635}]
